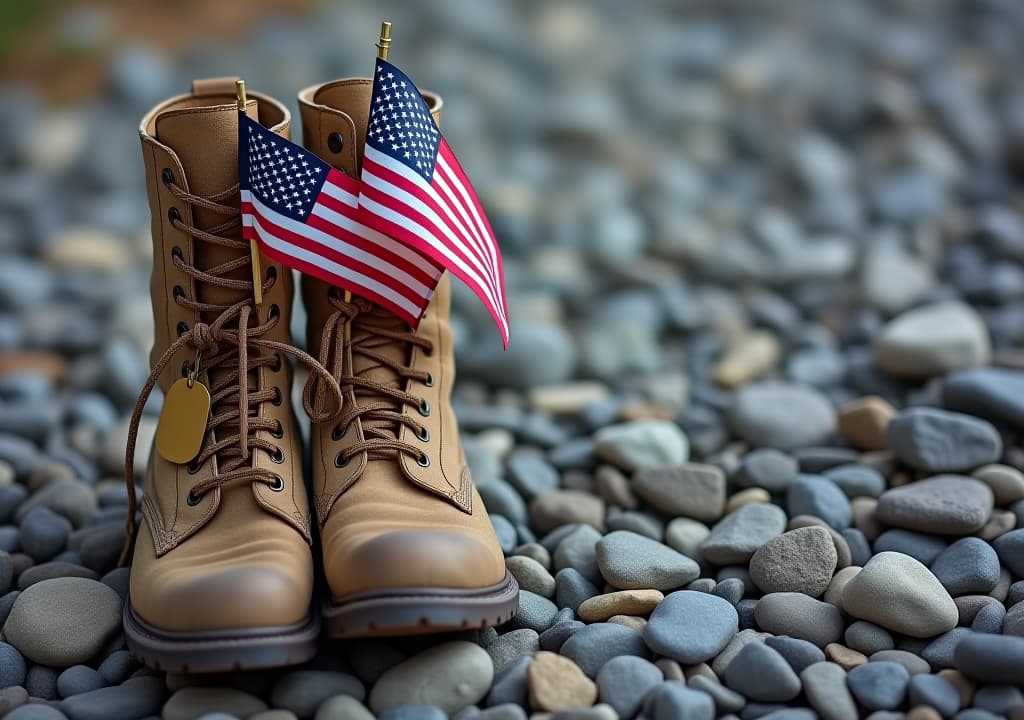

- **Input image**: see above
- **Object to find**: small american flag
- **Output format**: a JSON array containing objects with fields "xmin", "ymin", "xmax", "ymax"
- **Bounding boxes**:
[
  {"xmin": 238, "ymin": 113, "xmax": 443, "ymax": 325},
  {"xmin": 358, "ymin": 59, "xmax": 510, "ymax": 347}
]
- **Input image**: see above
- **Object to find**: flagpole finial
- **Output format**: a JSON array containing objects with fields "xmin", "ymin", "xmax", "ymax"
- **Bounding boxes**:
[
  {"xmin": 235, "ymin": 79, "xmax": 247, "ymax": 111},
  {"xmin": 376, "ymin": 21, "xmax": 392, "ymax": 60}
]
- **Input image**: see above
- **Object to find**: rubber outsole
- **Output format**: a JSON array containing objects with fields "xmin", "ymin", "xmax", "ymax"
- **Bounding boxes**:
[
  {"xmin": 123, "ymin": 601, "xmax": 320, "ymax": 674},
  {"xmin": 323, "ymin": 571, "xmax": 520, "ymax": 638}
]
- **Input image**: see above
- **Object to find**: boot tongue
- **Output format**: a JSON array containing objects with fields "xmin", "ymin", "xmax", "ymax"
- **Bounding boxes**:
[
  {"xmin": 155, "ymin": 99, "xmax": 259, "ymax": 309},
  {"xmin": 350, "ymin": 303, "xmax": 411, "ymax": 440}
]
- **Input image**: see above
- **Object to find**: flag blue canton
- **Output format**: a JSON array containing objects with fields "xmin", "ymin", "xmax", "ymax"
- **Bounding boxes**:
[
  {"xmin": 366, "ymin": 59, "xmax": 441, "ymax": 183},
  {"xmin": 240, "ymin": 115, "xmax": 330, "ymax": 223}
]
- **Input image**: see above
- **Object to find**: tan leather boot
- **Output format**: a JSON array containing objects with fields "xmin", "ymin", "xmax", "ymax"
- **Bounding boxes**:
[
  {"xmin": 297, "ymin": 79, "xmax": 519, "ymax": 637},
  {"xmin": 122, "ymin": 78, "xmax": 341, "ymax": 672}
]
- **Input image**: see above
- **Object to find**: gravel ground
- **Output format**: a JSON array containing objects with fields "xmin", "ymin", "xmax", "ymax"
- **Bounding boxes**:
[{"xmin": 1, "ymin": 1, "xmax": 1024, "ymax": 719}]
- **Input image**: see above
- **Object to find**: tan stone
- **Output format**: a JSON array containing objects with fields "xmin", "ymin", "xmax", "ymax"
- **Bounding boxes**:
[
  {"xmin": 606, "ymin": 614, "xmax": 648, "ymax": 633},
  {"xmin": 973, "ymin": 464, "xmax": 1024, "ymax": 506},
  {"xmin": 529, "ymin": 382, "xmax": 610, "ymax": 415},
  {"xmin": 0, "ymin": 351, "xmax": 67, "ymax": 382},
  {"xmin": 578, "ymin": 590, "xmax": 664, "ymax": 622},
  {"xmin": 683, "ymin": 662, "xmax": 716, "ymax": 682},
  {"xmin": 852, "ymin": 497, "xmax": 883, "ymax": 541},
  {"xmin": 713, "ymin": 331, "xmax": 780, "ymax": 389},
  {"xmin": 46, "ymin": 227, "xmax": 132, "ymax": 272},
  {"xmin": 977, "ymin": 510, "xmax": 1016, "ymax": 541},
  {"xmin": 658, "ymin": 658, "xmax": 686, "ymax": 682},
  {"xmin": 528, "ymin": 651, "xmax": 598, "ymax": 712},
  {"xmin": 837, "ymin": 396, "xmax": 895, "ymax": 450},
  {"xmin": 907, "ymin": 707, "xmax": 943, "ymax": 720},
  {"xmin": 825, "ymin": 643, "xmax": 867, "ymax": 670},
  {"xmin": 824, "ymin": 566, "xmax": 861, "ymax": 606},
  {"xmin": 938, "ymin": 669, "xmax": 975, "ymax": 707},
  {"xmin": 725, "ymin": 487, "xmax": 771, "ymax": 513}
]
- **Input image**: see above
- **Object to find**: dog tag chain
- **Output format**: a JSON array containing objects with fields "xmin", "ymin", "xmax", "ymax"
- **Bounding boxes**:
[{"xmin": 155, "ymin": 350, "xmax": 210, "ymax": 464}]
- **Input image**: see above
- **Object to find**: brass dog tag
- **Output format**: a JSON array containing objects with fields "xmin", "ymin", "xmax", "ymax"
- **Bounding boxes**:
[{"xmin": 155, "ymin": 378, "xmax": 210, "ymax": 464}]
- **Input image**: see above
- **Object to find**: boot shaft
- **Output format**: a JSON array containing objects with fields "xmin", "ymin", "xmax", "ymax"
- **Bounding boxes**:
[{"xmin": 139, "ymin": 78, "xmax": 296, "ymax": 392}]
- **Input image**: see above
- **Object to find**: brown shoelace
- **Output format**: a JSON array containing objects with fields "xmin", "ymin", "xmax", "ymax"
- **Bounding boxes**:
[
  {"xmin": 304, "ymin": 293, "xmax": 434, "ymax": 468},
  {"xmin": 119, "ymin": 181, "xmax": 343, "ymax": 565}
]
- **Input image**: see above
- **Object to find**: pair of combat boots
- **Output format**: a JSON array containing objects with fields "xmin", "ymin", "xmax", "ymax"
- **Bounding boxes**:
[{"xmin": 121, "ymin": 77, "xmax": 517, "ymax": 673}]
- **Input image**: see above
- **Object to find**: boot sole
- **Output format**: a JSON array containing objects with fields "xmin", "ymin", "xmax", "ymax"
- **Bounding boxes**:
[
  {"xmin": 323, "ymin": 571, "xmax": 520, "ymax": 637},
  {"xmin": 124, "ymin": 601, "xmax": 320, "ymax": 673}
]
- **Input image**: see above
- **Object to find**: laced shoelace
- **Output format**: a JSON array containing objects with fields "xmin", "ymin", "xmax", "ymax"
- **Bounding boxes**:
[
  {"xmin": 304, "ymin": 293, "xmax": 435, "ymax": 469},
  {"xmin": 118, "ymin": 180, "xmax": 343, "ymax": 564}
]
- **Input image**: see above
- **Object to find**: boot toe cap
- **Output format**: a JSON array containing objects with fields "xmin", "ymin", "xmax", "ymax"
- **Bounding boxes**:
[{"xmin": 325, "ymin": 528, "xmax": 506, "ymax": 598}]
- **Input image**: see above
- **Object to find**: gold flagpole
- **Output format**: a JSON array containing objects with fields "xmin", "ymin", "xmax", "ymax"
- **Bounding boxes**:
[
  {"xmin": 236, "ymin": 79, "xmax": 264, "ymax": 306},
  {"xmin": 341, "ymin": 21, "xmax": 392, "ymax": 321}
]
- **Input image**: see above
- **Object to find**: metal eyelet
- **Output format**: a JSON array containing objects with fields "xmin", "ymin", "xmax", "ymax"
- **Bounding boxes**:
[
  {"xmin": 335, "ymin": 452, "xmax": 348, "ymax": 468},
  {"xmin": 417, "ymin": 399, "xmax": 431, "ymax": 417},
  {"xmin": 168, "ymin": 207, "xmax": 182, "ymax": 224},
  {"xmin": 186, "ymin": 459, "xmax": 201, "ymax": 474},
  {"xmin": 269, "ymin": 475, "xmax": 285, "ymax": 492},
  {"xmin": 270, "ymin": 421, "xmax": 284, "ymax": 439},
  {"xmin": 424, "ymin": 372, "xmax": 434, "ymax": 387},
  {"xmin": 161, "ymin": 168, "xmax": 174, "ymax": 185},
  {"xmin": 331, "ymin": 425, "xmax": 344, "ymax": 441},
  {"xmin": 268, "ymin": 304, "xmax": 280, "ymax": 321},
  {"xmin": 328, "ymin": 287, "xmax": 341, "ymax": 301},
  {"xmin": 265, "ymin": 266, "xmax": 277, "ymax": 287},
  {"xmin": 270, "ymin": 447, "xmax": 285, "ymax": 464},
  {"xmin": 171, "ymin": 246, "xmax": 184, "ymax": 262},
  {"xmin": 186, "ymin": 489, "xmax": 201, "ymax": 506},
  {"xmin": 327, "ymin": 132, "xmax": 344, "ymax": 153},
  {"xmin": 417, "ymin": 452, "xmax": 430, "ymax": 467},
  {"xmin": 416, "ymin": 426, "xmax": 430, "ymax": 442},
  {"xmin": 176, "ymin": 321, "xmax": 188, "ymax": 337},
  {"xmin": 173, "ymin": 285, "xmax": 185, "ymax": 302},
  {"xmin": 271, "ymin": 387, "xmax": 282, "ymax": 406},
  {"xmin": 270, "ymin": 353, "xmax": 282, "ymax": 372}
]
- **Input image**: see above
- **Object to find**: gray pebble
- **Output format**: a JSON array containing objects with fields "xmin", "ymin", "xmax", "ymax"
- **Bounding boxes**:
[
  {"xmin": 764, "ymin": 636, "xmax": 826, "ymax": 674},
  {"xmin": 486, "ymin": 629, "xmax": 538, "ymax": 675},
  {"xmin": 553, "ymin": 525, "xmax": 603, "ymax": 585},
  {"xmin": 800, "ymin": 661, "xmax": 857, "ymax": 720},
  {"xmin": 538, "ymin": 621, "xmax": 582, "ymax": 653},
  {"xmin": 270, "ymin": 671, "xmax": 365, "ymax": 718},
  {"xmin": 505, "ymin": 556, "xmax": 554, "ymax": 598},
  {"xmin": 595, "ymin": 655, "xmax": 663, "ymax": 719},
  {"xmin": 478, "ymin": 481, "xmax": 528, "ymax": 526},
  {"xmin": 58, "ymin": 676, "xmax": 165, "ymax": 720},
  {"xmin": 908, "ymin": 673, "xmax": 961, "ymax": 718},
  {"xmin": 971, "ymin": 601, "xmax": 1006, "ymax": 634},
  {"xmin": 485, "ymin": 655, "xmax": 530, "ymax": 709},
  {"xmin": 876, "ymin": 476, "xmax": 994, "ymax": 536},
  {"xmin": 824, "ymin": 464, "xmax": 886, "ymax": 499},
  {"xmin": 929, "ymin": 537, "xmax": 1000, "ymax": 596},
  {"xmin": 846, "ymin": 661, "xmax": 909, "ymax": 711},
  {"xmin": 729, "ymin": 382, "xmax": 837, "ymax": 451},
  {"xmin": 560, "ymin": 622, "xmax": 650, "ymax": 678},
  {"xmin": 701, "ymin": 503, "xmax": 788, "ymax": 565},
  {"xmin": 5, "ymin": 705, "xmax": 70, "ymax": 720},
  {"xmin": 993, "ymin": 529, "xmax": 1024, "ymax": 577},
  {"xmin": 786, "ymin": 474, "xmax": 851, "ymax": 529},
  {"xmin": 378, "ymin": 706, "xmax": 446, "ymax": 720},
  {"xmin": 942, "ymin": 367, "xmax": 1024, "ymax": 430},
  {"xmin": 686, "ymin": 674, "xmax": 745, "ymax": 714},
  {"xmin": 724, "ymin": 642, "xmax": 801, "ymax": 702},
  {"xmin": 841, "ymin": 529, "xmax": 872, "ymax": 567},
  {"xmin": 736, "ymin": 449, "xmax": 798, "ymax": 493},
  {"xmin": 491, "ymin": 515, "xmax": 517, "ymax": 553},
  {"xmin": 749, "ymin": 526, "xmax": 837, "ymax": 596},
  {"xmin": 25, "ymin": 664, "xmax": 59, "ymax": 700},
  {"xmin": 56, "ymin": 666, "xmax": 105, "ymax": 698},
  {"xmin": 507, "ymin": 452, "xmax": 560, "ymax": 500},
  {"xmin": 0, "ymin": 641, "xmax": 26, "ymax": 688},
  {"xmin": 870, "ymin": 650, "xmax": 931, "ymax": 676},
  {"xmin": 845, "ymin": 621, "xmax": 894, "ymax": 656},
  {"xmin": 508, "ymin": 590, "xmax": 558, "ymax": 633},
  {"xmin": 754, "ymin": 593, "xmax": 844, "ymax": 648},
  {"xmin": 714, "ymin": 577, "xmax": 745, "ymax": 606},
  {"xmin": 593, "ymin": 420, "xmax": 689, "ymax": 472},
  {"xmin": 643, "ymin": 682, "xmax": 715, "ymax": 720},
  {"xmin": 554, "ymin": 568, "xmax": 598, "ymax": 612},
  {"xmin": 596, "ymin": 530, "xmax": 699, "ymax": 592},
  {"xmin": 644, "ymin": 590, "xmax": 738, "ymax": 664},
  {"xmin": 19, "ymin": 507, "xmax": 71, "ymax": 563},
  {"xmin": 96, "ymin": 650, "xmax": 137, "ymax": 686},
  {"xmin": 973, "ymin": 685, "xmax": 1024, "ymax": 716},
  {"xmin": 886, "ymin": 407, "xmax": 1002, "ymax": 473},
  {"xmin": 921, "ymin": 628, "xmax": 973, "ymax": 671},
  {"xmin": 874, "ymin": 529, "xmax": 948, "ymax": 565},
  {"xmin": 632, "ymin": 463, "xmax": 725, "ymax": 522}
]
